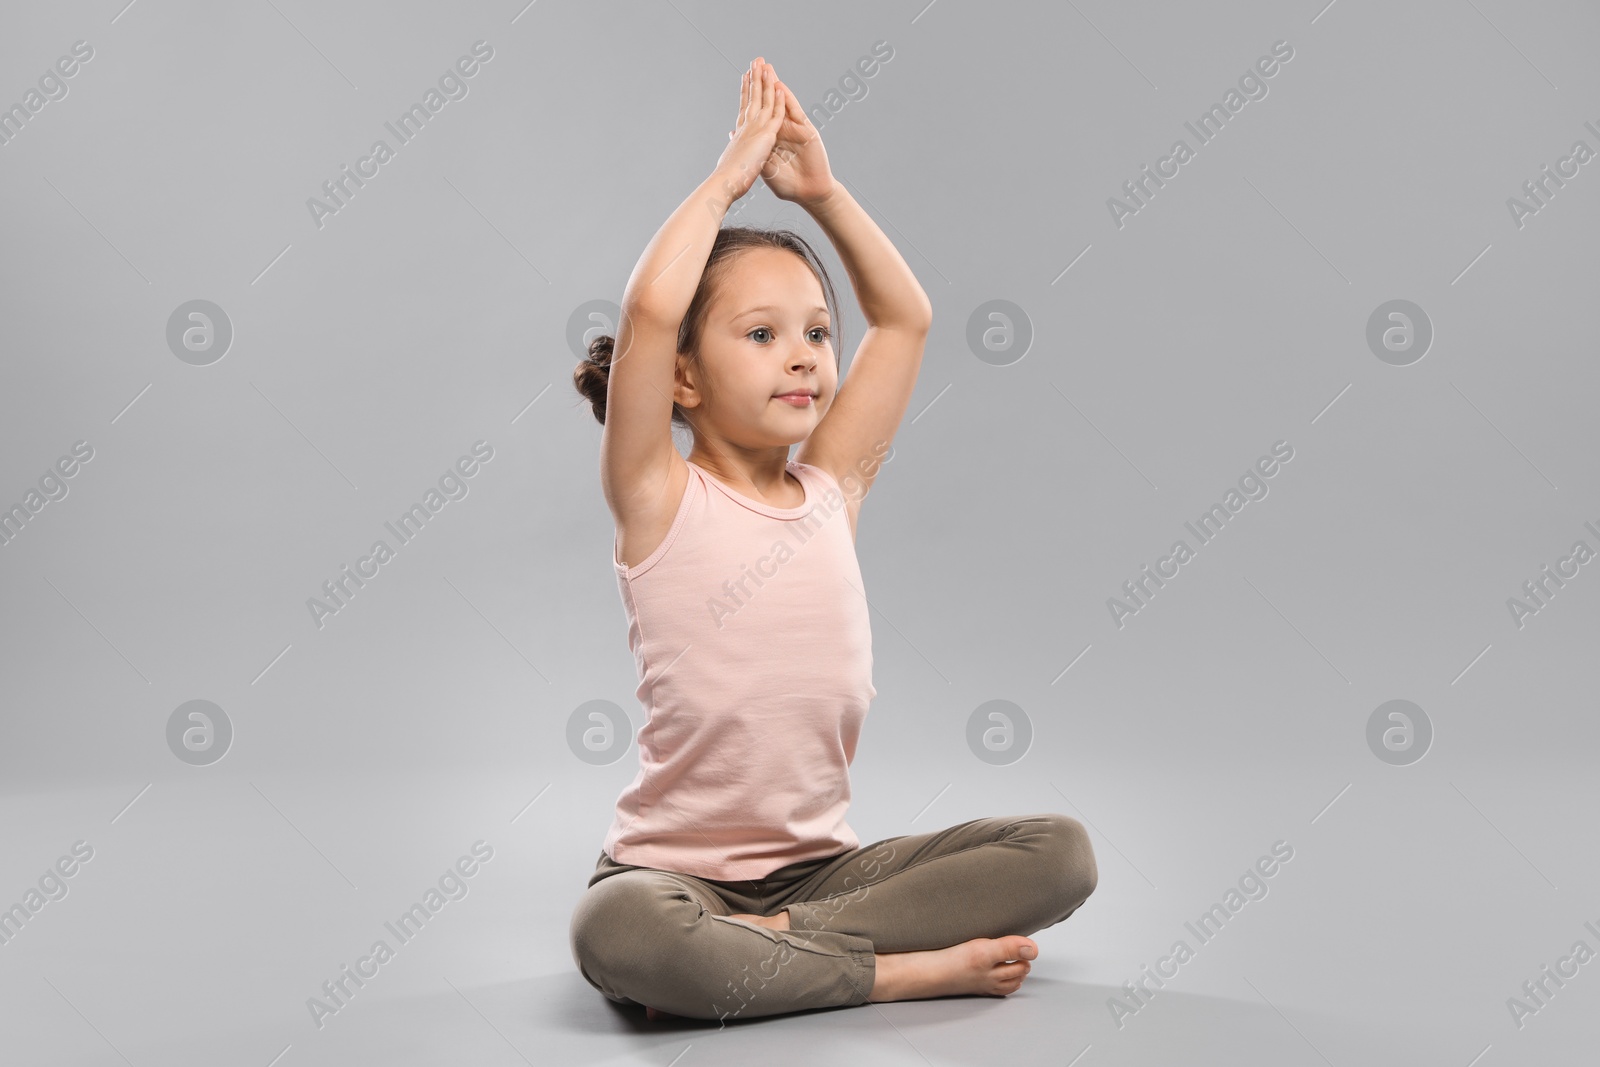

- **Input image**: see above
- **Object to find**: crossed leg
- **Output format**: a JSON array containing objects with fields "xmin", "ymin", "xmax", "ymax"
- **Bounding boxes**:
[
  {"xmin": 571, "ymin": 812, "xmax": 1097, "ymax": 1022},
  {"xmin": 645, "ymin": 908, "xmax": 1042, "ymax": 1019}
]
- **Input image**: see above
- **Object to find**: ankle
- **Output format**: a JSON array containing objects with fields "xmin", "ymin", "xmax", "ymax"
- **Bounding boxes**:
[{"xmin": 867, "ymin": 952, "xmax": 900, "ymax": 1002}]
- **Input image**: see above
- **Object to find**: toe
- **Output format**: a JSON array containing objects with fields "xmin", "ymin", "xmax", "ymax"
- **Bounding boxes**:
[{"xmin": 992, "ymin": 935, "xmax": 1038, "ymax": 962}]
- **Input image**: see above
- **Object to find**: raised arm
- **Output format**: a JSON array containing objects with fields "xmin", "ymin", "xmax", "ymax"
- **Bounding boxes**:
[
  {"xmin": 761, "ymin": 70, "xmax": 932, "ymax": 513},
  {"xmin": 600, "ymin": 59, "xmax": 786, "ymax": 517}
]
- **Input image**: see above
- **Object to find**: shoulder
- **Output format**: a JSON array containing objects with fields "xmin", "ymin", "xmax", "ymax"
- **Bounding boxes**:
[{"xmin": 794, "ymin": 460, "xmax": 860, "ymax": 542}]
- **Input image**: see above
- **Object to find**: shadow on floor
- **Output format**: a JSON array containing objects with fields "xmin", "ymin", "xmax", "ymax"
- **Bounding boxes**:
[{"xmin": 490, "ymin": 969, "xmax": 1400, "ymax": 1066}]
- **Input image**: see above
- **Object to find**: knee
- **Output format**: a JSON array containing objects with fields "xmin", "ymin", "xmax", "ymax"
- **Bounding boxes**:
[
  {"xmin": 570, "ymin": 877, "xmax": 660, "ymax": 983},
  {"xmin": 568, "ymin": 886, "xmax": 611, "ymax": 986},
  {"xmin": 569, "ymin": 875, "xmax": 702, "ymax": 997},
  {"xmin": 1039, "ymin": 813, "xmax": 1098, "ymax": 911}
]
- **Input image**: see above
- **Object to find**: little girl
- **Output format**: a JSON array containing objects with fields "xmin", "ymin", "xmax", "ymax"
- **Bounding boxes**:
[{"xmin": 568, "ymin": 57, "xmax": 1098, "ymax": 1023}]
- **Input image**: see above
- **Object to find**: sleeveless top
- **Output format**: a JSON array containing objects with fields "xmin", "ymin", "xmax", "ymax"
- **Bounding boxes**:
[{"xmin": 601, "ymin": 458, "xmax": 876, "ymax": 881}]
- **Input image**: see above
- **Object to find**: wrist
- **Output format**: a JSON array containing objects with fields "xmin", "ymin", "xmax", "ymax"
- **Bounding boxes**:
[
  {"xmin": 800, "ymin": 178, "xmax": 845, "ymax": 216},
  {"xmin": 705, "ymin": 166, "xmax": 752, "ymax": 215}
]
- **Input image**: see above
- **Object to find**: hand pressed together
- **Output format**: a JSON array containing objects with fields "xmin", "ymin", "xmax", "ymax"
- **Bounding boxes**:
[
  {"xmin": 761, "ymin": 63, "xmax": 836, "ymax": 209},
  {"xmin": 715, "ymin": 57, "xmax": 837, "ymax": 211}
]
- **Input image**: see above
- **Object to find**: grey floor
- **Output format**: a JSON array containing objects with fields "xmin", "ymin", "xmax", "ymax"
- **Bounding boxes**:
[{"xmin": 6, "ymin": 736, "xmax": 1597, "ymax": 1065}]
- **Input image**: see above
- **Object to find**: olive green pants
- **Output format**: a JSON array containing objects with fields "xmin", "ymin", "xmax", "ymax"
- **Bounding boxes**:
[{"xmin": 568, "ymin": 812, "xmax": 1098, "ymax": 1023}]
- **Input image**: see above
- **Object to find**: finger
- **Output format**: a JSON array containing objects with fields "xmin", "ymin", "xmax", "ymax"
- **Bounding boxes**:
[
  {"xmin": 781, "ymin": 83, "xmax": 809, "ymax": 130},
  {"xmin": 768, "ymin": 67, "xmax": 781, "ymax": 118},
  {"xmin": 766, "ymin": 71, "xmax": 784, "ymax": 126},
  {"xmin": 760, "ymin": 61, "xmax": 773, "ymax": 116}
]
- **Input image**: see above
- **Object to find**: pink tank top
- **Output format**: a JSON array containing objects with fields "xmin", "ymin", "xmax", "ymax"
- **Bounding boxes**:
[{"xmin": 602, "ymin": 458, "xmax": 876, "ymax": 881}]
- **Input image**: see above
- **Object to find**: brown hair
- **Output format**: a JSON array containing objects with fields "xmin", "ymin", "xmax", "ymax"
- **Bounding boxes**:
[{"xmin": 573, "ymin": 226, "xmax": 840, "ymax": 427}]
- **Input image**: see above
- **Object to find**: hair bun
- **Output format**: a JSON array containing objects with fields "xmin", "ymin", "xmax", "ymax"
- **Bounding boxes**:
[{"xmin": 573, "ymin": 333, "xmax": 615, "ymax": 425}]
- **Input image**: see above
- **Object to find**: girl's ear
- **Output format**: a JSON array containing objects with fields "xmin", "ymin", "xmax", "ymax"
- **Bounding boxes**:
[{"xmin": 672, "ymin": 352, "xmax": 702, "ymax": 409}]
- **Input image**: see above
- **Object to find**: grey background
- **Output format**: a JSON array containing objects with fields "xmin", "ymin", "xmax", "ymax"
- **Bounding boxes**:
[{"xmin": 2, "ymin": 0, "xmax": 1597, "ymax": 1064}]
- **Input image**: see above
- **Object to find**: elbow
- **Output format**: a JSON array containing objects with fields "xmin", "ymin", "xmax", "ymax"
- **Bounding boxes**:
[
  {"xmin": 619, "ymin": 293, "xmax": 683, "ymax": 333},
  {"xmin": 899, "ymin": 308, "xmax": 934, "ymax": 335},
  {"xmin": 871, "ymin": 303, "xmax": 932, "ymax": 335},
  {"xmin": 903, "ymin": 293, "xmax": 934, "ymax": 333},
  {"xmin": 863, "ymin": 291, "xmax": 932, "ymax": 334}
]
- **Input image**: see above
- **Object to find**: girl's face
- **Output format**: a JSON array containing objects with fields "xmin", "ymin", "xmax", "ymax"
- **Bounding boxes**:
[{"xmin": 676, "ymin": 247, "xmax": 838, "ymax": 447}]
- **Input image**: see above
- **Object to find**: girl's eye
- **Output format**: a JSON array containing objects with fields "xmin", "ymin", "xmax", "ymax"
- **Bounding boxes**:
[{"xmin": 748, "ymin": 326, "xmax": 830, "ymax": 344}]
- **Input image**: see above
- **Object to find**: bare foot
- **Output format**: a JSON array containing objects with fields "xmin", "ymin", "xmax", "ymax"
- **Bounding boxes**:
[{"xmin": 868, "ymin": 936, "xmax": 1038, "ymax": 1002}]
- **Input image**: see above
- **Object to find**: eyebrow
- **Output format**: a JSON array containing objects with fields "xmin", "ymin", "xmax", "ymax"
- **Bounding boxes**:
[{"xmin": 734, "ymin": 305, "xmax": 830, "ymax": 317}]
